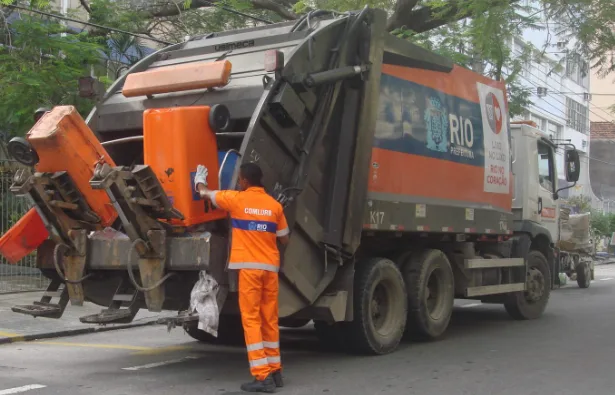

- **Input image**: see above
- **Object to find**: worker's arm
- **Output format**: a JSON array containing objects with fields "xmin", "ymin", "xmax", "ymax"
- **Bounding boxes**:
[
  {"xmin": 194, "ymin": 165, "xmax": 237, "ymax": 211},
  {"xmin": 276, "ymin": 208, "xmax": 290, "ymax": 246}
]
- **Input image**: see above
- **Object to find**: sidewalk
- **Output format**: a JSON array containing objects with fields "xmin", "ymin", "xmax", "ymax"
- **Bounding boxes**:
[{"xmin": 0, "ymin": 291, "xmax": 172, "ymax": 345}]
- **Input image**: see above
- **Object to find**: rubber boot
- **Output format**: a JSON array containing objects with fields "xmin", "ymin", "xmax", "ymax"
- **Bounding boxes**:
[
  {"xmin": 240, "ymin": 375, "xmax": 276, "ymax": 393},
  {"xmin": 272, "ymin": 371, "xmax": 284, "ymax": 388}
]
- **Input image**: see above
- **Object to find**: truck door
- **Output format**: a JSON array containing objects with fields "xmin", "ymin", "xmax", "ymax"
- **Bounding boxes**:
[{"xmin": 536, "ymin": 140, "xmax": 558, "ymax": 237}]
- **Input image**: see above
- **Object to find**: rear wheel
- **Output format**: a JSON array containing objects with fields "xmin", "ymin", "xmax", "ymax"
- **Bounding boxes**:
[
  {"xmin": 344, "ymin": 257, "xmax": 407, "ymax": 355},
  {"xmin": 184, "ymin": 314, "xmax": 244, "ymax": 345},
  {"xmin": 576, "ymin": 261, "xmax": 591, "ymax": 288},
  {"xmin": 402, "ymin": 249, "xmax": 454, "ymax": 339},
  {"xmin": 504, "ymin": 250, "xmax": 550, "ymax": 320}
]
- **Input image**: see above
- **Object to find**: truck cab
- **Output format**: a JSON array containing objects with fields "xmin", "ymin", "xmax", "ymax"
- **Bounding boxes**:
[{"xmin": 510, "ymin": 122, "xmax": 581, "ymax": 285}]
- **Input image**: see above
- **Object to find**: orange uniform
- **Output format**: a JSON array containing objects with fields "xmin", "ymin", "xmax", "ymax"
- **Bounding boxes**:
[{"xmin": 213, "ymin": 187, "xmax": 289, "ymax": 381}]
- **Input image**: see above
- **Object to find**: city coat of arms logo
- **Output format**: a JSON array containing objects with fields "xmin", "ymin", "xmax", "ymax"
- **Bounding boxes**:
[{"xmin": 424, "ymin": 96, "xmax": 448, "ymax": 153}]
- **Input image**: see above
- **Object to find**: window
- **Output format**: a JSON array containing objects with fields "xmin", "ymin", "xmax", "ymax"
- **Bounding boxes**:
[
  {"xmin": 547, "ymin": 121, "xmax": 562, "ymax": 141},
  {"xmin": 566, "ymin": 98, "xmax": 589, "ymax": 134},
  {"xmin": 537, "ymin": 141, "xmax": 554, "ymax": 192},
  {"xmin": 566, "ymin": 53, "xmax": 590, "ymax": 89},
  {"xmin": 530, "ymin": 113, "xmax": 547, "ymax": 131},
  {"xmin": 513, "ymin": 39, "xmax": 531, "ymax": 77}
]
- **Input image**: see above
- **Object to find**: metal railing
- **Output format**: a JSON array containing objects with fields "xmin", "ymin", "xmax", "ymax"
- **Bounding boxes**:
[{"xmin": 0, "ymin": 158, "xmax": 49, "ymax": 293}]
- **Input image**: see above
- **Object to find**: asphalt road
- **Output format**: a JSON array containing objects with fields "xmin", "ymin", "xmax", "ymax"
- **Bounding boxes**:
[{"xmin": 2, "ymin": 266, "xmax": 615, "ymax": 395}]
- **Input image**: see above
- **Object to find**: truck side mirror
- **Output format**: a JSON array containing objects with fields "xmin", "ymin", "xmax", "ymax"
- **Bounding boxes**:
[{"xmin": 564, "ymin": 149, "xmax": 580, "ymax": 182}]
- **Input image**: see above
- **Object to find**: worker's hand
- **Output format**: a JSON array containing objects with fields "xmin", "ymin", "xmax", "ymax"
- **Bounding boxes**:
[{"xmin": 194, "ymin": 165, "xmax": 208, "ymax": 191}]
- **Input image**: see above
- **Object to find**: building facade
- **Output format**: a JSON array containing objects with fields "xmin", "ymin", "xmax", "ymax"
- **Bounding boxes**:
[
  {"xmin": 512, "ymin": 8, "xmax": 596, "ymax": 205},
  {"xmin": 590, "ymin": 122, "xmax": 615, "ymax": 212}
]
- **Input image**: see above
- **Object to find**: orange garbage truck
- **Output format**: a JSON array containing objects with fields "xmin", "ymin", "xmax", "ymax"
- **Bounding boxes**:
[{"xmin": 1, "ymin": 8, "xmax": 580, "ymax": 354}]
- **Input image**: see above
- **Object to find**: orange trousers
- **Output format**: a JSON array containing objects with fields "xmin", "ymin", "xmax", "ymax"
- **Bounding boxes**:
[{"xmin": 238, "ymin": 269, "xmax": 281, "ymax": 381}]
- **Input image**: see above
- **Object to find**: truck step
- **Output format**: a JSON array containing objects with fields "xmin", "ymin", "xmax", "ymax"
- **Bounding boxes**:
[
  {"xmin": 156, "ymin": 310, "xmax": 199, "ymax": 326},
  {"xmin": 465, "ymin": 282, "xmax": 525, "ymax": 297},
  {"xmin": 11, "ymin": 280, "xmax": 69, "ymax": 319},
  {"xmin": 79, "ymin": 278, "xmax": 141, "ymax": 324},
  {"xmin": 12, "ymin": 302, "xmax": 65, "ymax": 318},
  {"xmin": 79, "ymin": 309, "xmax": 136, "ymax": 324}
]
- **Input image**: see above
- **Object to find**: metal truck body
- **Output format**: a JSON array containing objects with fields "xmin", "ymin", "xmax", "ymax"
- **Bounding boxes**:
[{"xmin": 4, "ymin": 8, "xmax": 581, "ymax": 354}]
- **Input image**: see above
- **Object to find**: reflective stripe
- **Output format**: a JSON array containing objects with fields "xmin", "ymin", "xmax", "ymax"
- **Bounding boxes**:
[
  {"xmin": 263, "ymin": 341, "xmax": 279, "ymax": 349},
  {"xmin": 267, "ymin": 356, "xmax": 281, "ymax": 364},
  {"xmin": 246, "ymin": 342, "xmax": 264, "ymax": 352},
  {"xmin": 231, "ymin": 218, "xmax": 277, "ymax": 234},
  {"xmin": 210, "ymin": 191, "xmax": 219, "ymax": 208},
  {"xmin": 228, "ymin": 262, "xmax": 279, "ymax": 272},
  {"xmin": 249, "ymin": 357, "xmax": 269, "ymax": 368},
  {"xmin": 276, "ymin": 227, "xmax": 289, "ymax": 237}
]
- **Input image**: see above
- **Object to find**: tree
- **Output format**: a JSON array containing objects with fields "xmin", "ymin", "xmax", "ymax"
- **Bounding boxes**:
[
  {"xmin": 0, "ymin": 10, "xmax": 104, "ymax": 136},
  {"xmin": 1, "ymin": 0, "xmax": 614, "ymax": 126},
  {"xmin": 72, "ymin": 0, "xmax": 615, "ymax": 76}
]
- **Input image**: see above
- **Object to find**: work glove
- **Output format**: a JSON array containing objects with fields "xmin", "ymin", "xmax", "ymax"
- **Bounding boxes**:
[{"xmin": 194, "ymin": 165, "xmax": 208, "ymax": 191}]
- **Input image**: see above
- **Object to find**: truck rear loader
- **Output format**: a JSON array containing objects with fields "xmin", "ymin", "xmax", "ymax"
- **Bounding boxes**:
[{"xmin": 1, "ymin": 8, "xmax": 581, "ymax": 354}]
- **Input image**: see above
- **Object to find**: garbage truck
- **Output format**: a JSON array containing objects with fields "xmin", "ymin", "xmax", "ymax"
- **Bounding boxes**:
[{"xmin": 1, "ymin": 8, "xmax": 581, "ymax": 355}]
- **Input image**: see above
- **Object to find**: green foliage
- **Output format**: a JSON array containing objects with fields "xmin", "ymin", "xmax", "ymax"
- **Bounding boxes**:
[
  {"xmin": 566, "ymin": 195, "xmax": 593, "ymax": 213},
  {"xmin": 566, "ymin": 195, "xmax": 615, "ymax": 238},
  {"xmin": 0, "ymin": 15, "xmax": 103, "ymax": 137}
]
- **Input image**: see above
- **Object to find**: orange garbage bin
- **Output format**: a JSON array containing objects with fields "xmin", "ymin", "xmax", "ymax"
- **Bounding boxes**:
[{"xmin": 0, "ymin": 208, "xmax": 49, "ymax": 264}]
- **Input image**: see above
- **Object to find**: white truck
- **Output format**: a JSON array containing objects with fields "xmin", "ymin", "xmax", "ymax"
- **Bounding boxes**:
[{"xmin": 511, "ymin": 121, "xmax": 585, "ymax": 290}]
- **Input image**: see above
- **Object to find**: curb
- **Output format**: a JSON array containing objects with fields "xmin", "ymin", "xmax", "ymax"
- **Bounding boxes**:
[{"xmin": 0, "ymin": 319, "xmax": 159, "ymax": 345}]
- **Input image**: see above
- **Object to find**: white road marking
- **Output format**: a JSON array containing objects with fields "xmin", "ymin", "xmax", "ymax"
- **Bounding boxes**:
[
  {"xmin": 461, "ymin": 303, "xmax": 482, "ymax": 308},
  {"xmin": 600, "ymin": 277, "xmax": 614, "ymax": 281},
  {"xmin": 122, "ymin": 356, "xmax": 199, "ymax": 371},
  {"xmin": 0, "ymin": 385, "xmax": 47, "ymax": 395}
]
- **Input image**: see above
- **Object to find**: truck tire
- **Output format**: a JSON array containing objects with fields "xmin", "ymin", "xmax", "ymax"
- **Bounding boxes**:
[
  {"xmin": 576, "ymin": 262, "xmax": 591, "ymax": 288},
  {"xmin": 504, "ymin": 250, "xmax": 550, "ymax": 320},
  {"xmin": 184, "ymin": 314, "xmax": 244, "ymax": 345},
  {"xmin": 345, "ymin": 257, "xmax": 407, "ymax": 355},
  {"xmin": 402, "ymin": 249, "xmax": 454, "ymax": 340}
]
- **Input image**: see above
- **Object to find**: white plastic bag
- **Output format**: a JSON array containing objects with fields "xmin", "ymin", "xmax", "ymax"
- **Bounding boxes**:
[{"xmin": 189, "ymin": 271, "xmax": 220, "ymax": 337}]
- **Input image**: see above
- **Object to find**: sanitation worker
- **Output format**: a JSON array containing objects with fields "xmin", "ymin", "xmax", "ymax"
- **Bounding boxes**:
[{"xmin": 194, "ymin": 162, "xmax": 289, "ymax": 393}]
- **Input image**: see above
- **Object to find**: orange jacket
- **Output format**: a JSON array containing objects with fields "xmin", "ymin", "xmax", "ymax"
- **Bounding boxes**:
[{"xmin": 213, "ymin": 187, "xmax": 288, "ymax": 272}]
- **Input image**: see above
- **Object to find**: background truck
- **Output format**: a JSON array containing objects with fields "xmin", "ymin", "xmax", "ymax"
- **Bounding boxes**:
[
  {"xmin": 557, "ymin": 207, "xmax": 594, "ymax": 288},
  {"xmin": 509, "ymin": 122, "xmax": 587, "ymax": 291},
  {"xmin": 3, "ymin": 8, "xmax": 580, "ymax": 355}
]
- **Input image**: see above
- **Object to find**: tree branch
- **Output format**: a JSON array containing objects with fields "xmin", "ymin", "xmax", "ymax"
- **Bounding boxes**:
[
  {"xmin": 387, "ymin": 0, "xmax": 519, "ymax": 33},
  {"xmin": 145, "ymin": 0, "xmax": 217, "ymax": 18},
  {"xmin": 386, "ymin": 0, "xmax": 421, "ymax": 32},
  {"xmin": 141, "ymin": 0, "xmax": 296, "ymax": 21},
  {"xmin": 250, "ymin": 0, "xmax": 297, "ymax": 19},
  {"xmin": 79, "ymin": 0, "xmax": 92, "ymax": 14}
]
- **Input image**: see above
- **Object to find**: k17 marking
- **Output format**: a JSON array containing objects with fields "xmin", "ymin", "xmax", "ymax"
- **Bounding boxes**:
[{"xmin": 370, "ymin": 211, "xmax": 385, "ymax": 225}]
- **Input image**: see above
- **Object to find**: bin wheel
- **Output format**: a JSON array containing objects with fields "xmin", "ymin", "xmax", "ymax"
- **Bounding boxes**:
[
  {"xmin": 209, "ymin": 104, "xmax": 232, "ymax": 133},
  {"xmin": 8, "ymin": 137, "xmax": 39, "ymax": 166}
]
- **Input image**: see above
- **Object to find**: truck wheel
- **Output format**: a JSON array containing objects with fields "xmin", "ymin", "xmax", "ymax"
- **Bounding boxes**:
[
  {"xmin": 504, "ymin": 250, "xmax": 550, "ymax": 320},
  {"xmin": 403, "ymin": 249, "xmax": 454, "ymax": 339},
  {"xmin": 345, "ymin": 257, "xmax": 407, "ymax": 355},
  {"xmin": 184, "ymin": 314, "xmax": 244, "ymax": 345},
  {"xmin": 576, "ymin": 262, "xmax": 591, "ymax": 288}
]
